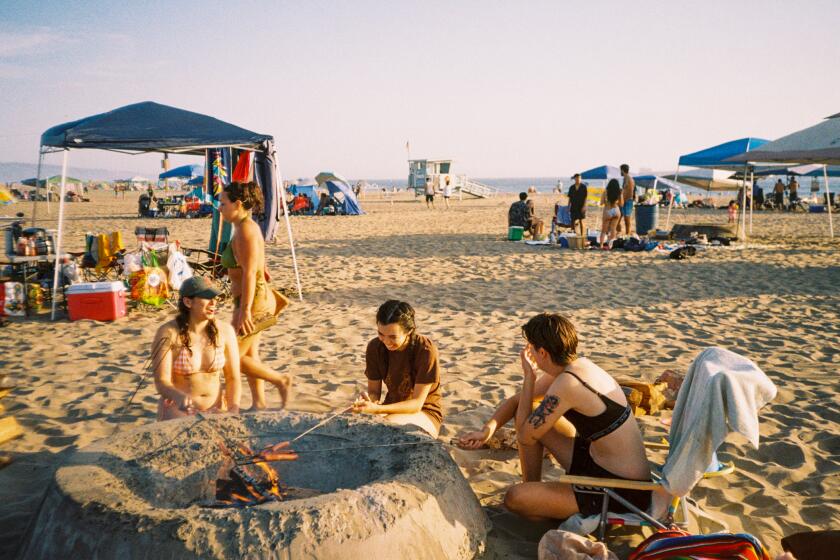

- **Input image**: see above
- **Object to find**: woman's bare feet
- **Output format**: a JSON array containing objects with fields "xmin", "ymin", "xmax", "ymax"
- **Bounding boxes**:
[{"xmin": 274, "ymin": 374, "xmax": 292, "ymax": 409}]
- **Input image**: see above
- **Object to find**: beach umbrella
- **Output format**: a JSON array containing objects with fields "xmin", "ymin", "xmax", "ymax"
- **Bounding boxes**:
[
  {"xmin": 661, "ymin": 169, "xmax": 741, "ymax": 191},
  {"xmin": 725, "ymin": 113, "xmax": 840, "ymax": 237},
  {"xmin": 579, "ymin": 165, "xmax": 621, "ymax": 180},
  {"xmin": 159, "ymin": 164, "xmax": 203, "ymax": 180}
]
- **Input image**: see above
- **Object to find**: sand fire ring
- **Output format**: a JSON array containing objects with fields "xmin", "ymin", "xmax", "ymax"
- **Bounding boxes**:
[{"xmin": 20, "ymin": 412, "xmax": 489, "ymax": 559}]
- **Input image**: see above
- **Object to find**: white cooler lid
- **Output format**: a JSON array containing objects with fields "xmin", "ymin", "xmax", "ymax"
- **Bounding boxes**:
[{"xmin": 66, "ymin": 281, "xmax": 126, "ymax": 294}]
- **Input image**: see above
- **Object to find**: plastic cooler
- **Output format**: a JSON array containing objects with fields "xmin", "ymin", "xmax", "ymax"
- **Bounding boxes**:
[
  {"xmin": 66, "ymin": 281, "xmax": 127, "ymax": 321},
  {"xmin": 508, "ymin": 226, "xmax": 524, "ymax": 241}
]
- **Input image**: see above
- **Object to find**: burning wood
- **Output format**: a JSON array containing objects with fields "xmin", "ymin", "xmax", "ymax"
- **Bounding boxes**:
[{"xmin": 215, "ymin": 440, "xmax": 298, "ymax": 507}]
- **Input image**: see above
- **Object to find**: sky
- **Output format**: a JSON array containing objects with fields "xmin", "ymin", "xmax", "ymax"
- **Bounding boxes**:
[{"xmin": 1, "ymin": 0, "xmax": 839, "ymax": 180}]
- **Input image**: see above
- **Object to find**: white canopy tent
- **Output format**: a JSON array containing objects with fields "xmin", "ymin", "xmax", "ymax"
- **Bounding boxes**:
[{"xmin": 726, "ymin": 113, "xmax": 839, "ymax": 238}]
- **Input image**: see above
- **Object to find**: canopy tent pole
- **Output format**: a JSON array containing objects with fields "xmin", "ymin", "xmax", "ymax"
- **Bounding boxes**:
[
  {"xmin": 31, "ymin": 149, "xmax": 45, "ymax": 227},
  {"xmin": 665, "ymin": 165, "xmax": 679, "ymax": 229},
  {"xmin": 749, "ymin": 169, "xmax": 754, "ymax": 234},
  {"xmin": 824, "ymin": 165, "xmax": 834, "ymax": 238},
  {"xmin": 275, "ymin": 159, "xmax": 303, "ymax": 301},
  {"xmin": 739, "ymin": 163, "xmax": 748, "ymax": 241},
  {"xmin": 50, "ymin": 149, "xmax": 69, "ymax": 320}
]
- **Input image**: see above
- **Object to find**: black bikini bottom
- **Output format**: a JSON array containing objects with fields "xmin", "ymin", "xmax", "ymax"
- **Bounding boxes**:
[{"xmin": 568, "ymin": 436, "xmax": 652, "ymax": 517}]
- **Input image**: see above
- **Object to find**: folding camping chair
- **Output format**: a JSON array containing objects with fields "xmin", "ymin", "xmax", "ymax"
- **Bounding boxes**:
[
  {"xmin": 180, "ymin": 246, "xmax": 231, "ymax": 302},
  {"xmin": 78, "ymin": 231, "xmax": 125, "ymax": 282},
  {"xmin": 554, "ymin": 347, "xmax": 776, "ymax": 542}
]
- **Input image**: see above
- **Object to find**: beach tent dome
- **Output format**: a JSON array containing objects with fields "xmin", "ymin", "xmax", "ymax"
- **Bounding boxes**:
[
  {"xmin": 289, "ymin": 183, "xmax": 320, "ymax": 214},
  {"xmin": 315, "ymin": 172, "xmax": 364, "ymax": 215}
]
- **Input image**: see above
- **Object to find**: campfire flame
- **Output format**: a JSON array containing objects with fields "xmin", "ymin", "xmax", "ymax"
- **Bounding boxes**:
[{"xmin": 215, "ymin": 440, "xmax": 298, "ymax": 507}]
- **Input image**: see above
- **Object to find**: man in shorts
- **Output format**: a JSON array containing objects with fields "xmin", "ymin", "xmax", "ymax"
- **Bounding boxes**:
[
  {"xmin": 619, "ymin": 164, "xmax": 635, "ymax": 235},
  {"xmin": 424, "ymin": 177, "xmax": 436, "ymax": 209},
  {"xmin": 567, "ymin": 173, "xmax": 588, "ymax": 237}
]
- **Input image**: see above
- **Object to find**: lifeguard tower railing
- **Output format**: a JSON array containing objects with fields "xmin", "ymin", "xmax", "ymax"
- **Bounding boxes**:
[{"xmin": 411, "ymin": 174, "xmax": 500, "ymax": 198}]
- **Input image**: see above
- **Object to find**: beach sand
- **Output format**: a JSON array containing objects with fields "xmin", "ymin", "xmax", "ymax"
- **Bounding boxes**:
[{"xmin": 1, "ymin": 191, "xmax": 838, "ymax": 558}]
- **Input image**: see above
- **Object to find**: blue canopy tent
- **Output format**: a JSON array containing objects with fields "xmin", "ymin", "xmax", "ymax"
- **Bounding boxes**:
[
  {"xmin": 289, "ymin": 184, "xmax": 320, "ymax": 214},
  {"xmin": 186, "ymin": 175, "xmax": 205, "ymax": 186},
  {"xmin": 315, "ymin": 172, "xmax": 364, "ymax": 215},
  {"xmin": 159, "ymin": 164, "xmax": 203, "ymax": 180},
  {"xmin": 36, "ymin": 101, "xmax": 302, "ymax": 317},
  {"xmin": 671, "ymin": 137, "xmax": 770, "ymax": 236}
]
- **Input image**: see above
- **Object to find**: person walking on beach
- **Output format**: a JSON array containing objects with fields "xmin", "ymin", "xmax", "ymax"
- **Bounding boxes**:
[
  {"xmin": 424, "ymin": 177, "xmax": 436, "ymax": 209},
  {"xmin": 567, "ymin": 173, "xmax": 588, "ymax": 237},
  {"xmin": 619, "ymin": 164, "xmax": 635, "ymax": 235},
  {"xmin": 442, "ymin": 175, "xmax": 453, "ymax": 209},
  {"xmin": 457, "ymin": 313, "xmax": 651, "ymax": 520},
  {"xmin": 353, "ymin": 300, "xmax": 443, "ymax": 437},
  {"xmin": 219, "ymin": 181, "xmax": 292, "ymax": 411}
]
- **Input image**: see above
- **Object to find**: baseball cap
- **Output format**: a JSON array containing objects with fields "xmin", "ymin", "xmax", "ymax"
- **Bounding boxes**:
[{"xmin": 180, "ymin": 276, "xmax": 221, "ymax": 299}]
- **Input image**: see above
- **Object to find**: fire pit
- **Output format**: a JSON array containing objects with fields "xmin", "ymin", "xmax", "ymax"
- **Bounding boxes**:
[{"xmin": 20, "ymin": 412, "xmax": 489, "ymax": 559}]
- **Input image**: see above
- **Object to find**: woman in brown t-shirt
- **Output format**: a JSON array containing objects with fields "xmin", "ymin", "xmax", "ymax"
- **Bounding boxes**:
[{"xmin": 353, "ymin": 300, "xmax": 443, "ymax": 437}]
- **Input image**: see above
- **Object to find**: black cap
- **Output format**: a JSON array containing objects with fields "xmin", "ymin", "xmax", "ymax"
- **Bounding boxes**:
[
  {"xmin": 572, "ymin": 173, "xmax": 581, "ymax": 179},
  {"xmin": 179, "ymin": 276, "xmax": 221, "ymax": 300}
]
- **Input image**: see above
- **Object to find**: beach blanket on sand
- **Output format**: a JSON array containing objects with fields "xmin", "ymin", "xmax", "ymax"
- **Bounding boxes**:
[{"xmin": 662, "ymin": 347, "xmax": 777, "ymax": 497}]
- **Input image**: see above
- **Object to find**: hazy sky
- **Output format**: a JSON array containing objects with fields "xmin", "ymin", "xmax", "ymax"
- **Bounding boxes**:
[{"xmin": 1, "ymin": 0, "xmax": 838, "ymax": 180}]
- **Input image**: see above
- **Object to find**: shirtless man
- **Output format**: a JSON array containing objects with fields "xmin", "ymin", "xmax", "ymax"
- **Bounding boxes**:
[{"xmin": 618, "ymin": 164, "xmax": 635, "ymax": 235}]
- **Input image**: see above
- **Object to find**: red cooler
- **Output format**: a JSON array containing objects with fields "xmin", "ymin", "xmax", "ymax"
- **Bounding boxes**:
[{"xmin": 66, "ymin": 281, "xmax": 127, "ymax": 321}]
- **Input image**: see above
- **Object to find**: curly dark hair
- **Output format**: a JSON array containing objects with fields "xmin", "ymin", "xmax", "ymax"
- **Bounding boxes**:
[
  {"xmin": 521, "ymin": 313, "xmax": 578, "ymax": 366},
  {"xmin": 224, "ymin": 181, "xmax": 264, "ymax": 214},
  {"xmin": 175, "ymin": 297, "xmax": 219, "ymax": 356}
]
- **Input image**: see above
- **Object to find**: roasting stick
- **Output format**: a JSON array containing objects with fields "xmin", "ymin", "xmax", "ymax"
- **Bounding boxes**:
[{"xmin": 291, "ymin": 404, "xmax": 354, "ymax": 443}]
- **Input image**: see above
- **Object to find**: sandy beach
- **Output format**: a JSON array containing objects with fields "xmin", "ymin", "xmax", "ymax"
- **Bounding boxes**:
[{"xmin": 1, "ymin": 191, "xmax": 838, "ymax": 558}]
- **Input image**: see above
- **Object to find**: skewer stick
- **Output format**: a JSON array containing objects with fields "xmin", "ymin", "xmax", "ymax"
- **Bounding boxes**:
[{"xmin": 291, "ymin": 405, "xmax": 353, "ymax": 443}]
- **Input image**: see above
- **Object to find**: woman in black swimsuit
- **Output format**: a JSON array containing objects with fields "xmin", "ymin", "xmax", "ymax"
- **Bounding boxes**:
[{"xmin": 458, "ymin": 313, "xmax": 651, "ymax": 519}]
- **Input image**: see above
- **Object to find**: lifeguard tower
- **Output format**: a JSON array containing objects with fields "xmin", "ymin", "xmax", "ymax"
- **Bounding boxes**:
[{"xmin": 407, "ymin": 158, "xmax": 498, "ymax": 198}]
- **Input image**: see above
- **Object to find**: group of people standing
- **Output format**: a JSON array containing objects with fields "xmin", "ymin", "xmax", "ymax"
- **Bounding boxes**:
[{"xmin": 424, "ymin": 175, "xmax": 454, "ymax": 209}]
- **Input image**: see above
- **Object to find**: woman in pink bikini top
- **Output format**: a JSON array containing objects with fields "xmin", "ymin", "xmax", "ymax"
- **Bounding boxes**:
[{"xmin": 152, "ymin": 277, "xmax": 242, "ymax": 420}]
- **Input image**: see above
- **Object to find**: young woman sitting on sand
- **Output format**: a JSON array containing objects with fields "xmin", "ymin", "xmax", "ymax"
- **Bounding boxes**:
[
  {"xmin": 219, "ymin": 181, "xmax": 291, "ymax": 410},
  {"xmin": 352, "ymin": 300, "xmax": 444, "ymax": 437},
  {"xmin": 152, "ymin": 277, "xmax": 241, "ymax": 420},
  {"xmin": 599, "ymin": 178, "xmax": 623, "ymax": 249},
  {"xmin": 458, "ymin": 313, "xmax": 651, "ymax": 520}
]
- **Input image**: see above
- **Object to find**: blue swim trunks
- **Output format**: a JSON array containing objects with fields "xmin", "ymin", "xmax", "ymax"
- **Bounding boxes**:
[{"xmin": 623, "ymin": 199, "xmax": 634, "ymax": 216}]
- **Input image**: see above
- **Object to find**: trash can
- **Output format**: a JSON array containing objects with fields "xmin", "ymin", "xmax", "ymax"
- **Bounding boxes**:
[
  {"xmin": 635, "ymin": 205, "xmax": 659, "ymax": 235},
  {"xmin": 508, "ymin": 226, "xmax": 524, "ymax": 241}
]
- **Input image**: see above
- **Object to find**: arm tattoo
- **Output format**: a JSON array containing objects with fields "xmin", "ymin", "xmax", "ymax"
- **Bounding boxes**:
[{"xmin": 528, "ymin": 395, "xmax": 559, "ymax": 429}]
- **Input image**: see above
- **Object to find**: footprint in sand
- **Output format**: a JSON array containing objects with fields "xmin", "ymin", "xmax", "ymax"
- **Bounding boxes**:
[{"xmin": 760, "ymin": 441, "xmax": 806, "ymax": 469}]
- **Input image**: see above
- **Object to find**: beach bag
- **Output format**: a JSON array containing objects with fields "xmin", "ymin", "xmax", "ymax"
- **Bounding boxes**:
[
  {"xmin": 3, "ymin": 282, "xmax": 25, "ymax": 316},
  {"xmin": 623, "ymin": 238, "xmax": 645, "ymax": 252},
  {"xmin": 166, "ymin": 248, "xmax": 193, "ymax": 291},
  {"xmin": 129, "ymin": 250, "xmax": 168, "ymax": 306},
  {"xmin": 669, "ymin": 246, "xmax": 696, "ymax": 260},
  {"xmin": 629, "ymin": 529, "xmax": 770, "ymax": 560},
  {"xmin": 538, "ymin": 529, "xmax": 617, "ymax": 560},
  {"xmin": 618, "ymin": 379, "xmax": 668, "ymax": 416}
]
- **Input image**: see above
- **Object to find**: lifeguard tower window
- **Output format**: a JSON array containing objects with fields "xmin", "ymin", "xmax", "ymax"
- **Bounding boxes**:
[{"xmin": 438, "ymin": 162, "xmax": 451, "ymax": 174}]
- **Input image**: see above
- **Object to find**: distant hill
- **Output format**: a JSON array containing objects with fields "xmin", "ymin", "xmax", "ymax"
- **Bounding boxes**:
[{"xmin": 0, "ymin": 161, "xmax": 149, "ymax": 183}]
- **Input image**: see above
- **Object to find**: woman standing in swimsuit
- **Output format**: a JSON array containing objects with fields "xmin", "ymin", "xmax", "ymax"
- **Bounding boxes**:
[
  {"xmin": 152, "ymin": 277, "xmax": 241, "ymax": 420},
  {"xmin": 599, "ymin": 179, "xmax": 623, "ymax": 249},
  {"xmin": 219, "ymin": 181, "xmax": 291, "ymax": 410},
  {"xmin": 459, "ymin": 313, "xmax": 651, "ymax": 520}
]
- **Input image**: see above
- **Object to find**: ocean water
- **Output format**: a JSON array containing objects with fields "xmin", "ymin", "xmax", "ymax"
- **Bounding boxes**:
[{"xmin": 362, "ymin": 175, "xmax": 840, "ymax": 197}]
